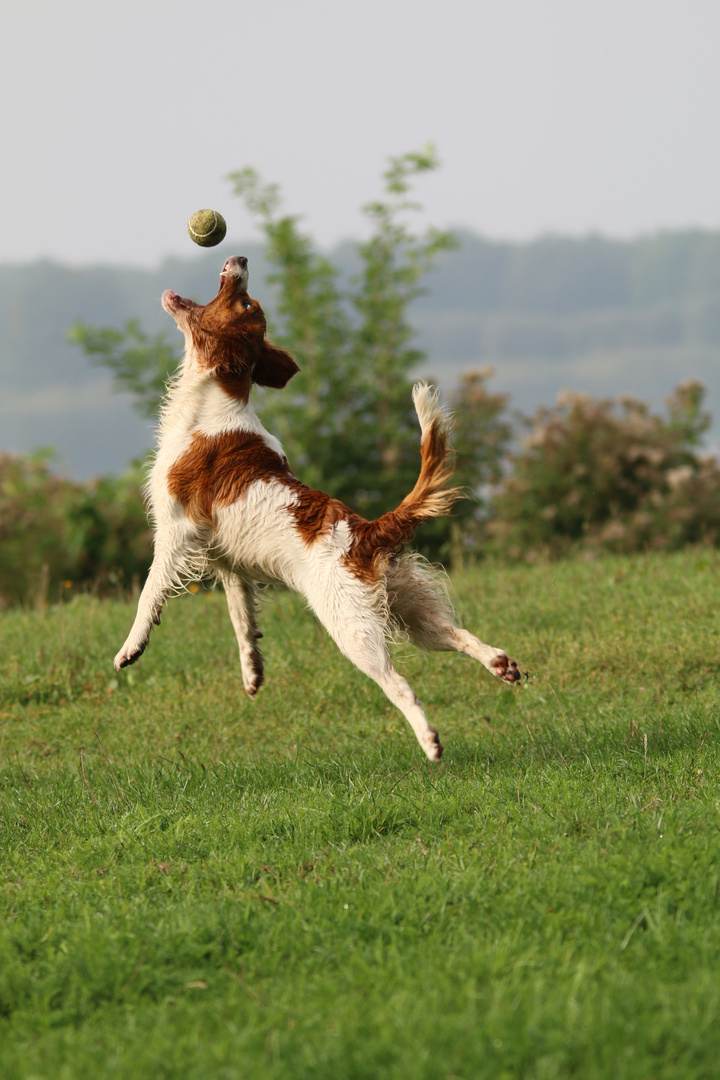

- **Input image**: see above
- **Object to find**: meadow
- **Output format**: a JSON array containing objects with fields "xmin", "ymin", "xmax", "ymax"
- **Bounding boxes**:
[{"xmin": 1, "ymin": 550, "xmax": 720, "ymax": 1078}]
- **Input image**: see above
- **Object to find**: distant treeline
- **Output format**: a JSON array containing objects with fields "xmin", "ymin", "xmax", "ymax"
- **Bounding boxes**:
[
  {"xmin": 429, "ymin": 229, "xmax": 720, "ymax": 311},
  {"xmin": 2, "ymin": 228, "xmax": 720, "ymax": 477}
]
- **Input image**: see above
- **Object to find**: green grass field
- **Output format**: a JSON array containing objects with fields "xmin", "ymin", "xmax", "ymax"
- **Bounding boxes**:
[{"xmin": 2, "ymin": 550, "xmax": 720, "ymax": 1079}]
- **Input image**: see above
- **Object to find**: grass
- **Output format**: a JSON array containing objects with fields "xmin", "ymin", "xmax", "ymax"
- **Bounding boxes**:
[{"xmin": 1, "ymin": 549, "xmax": 720, "ymax": 1078}]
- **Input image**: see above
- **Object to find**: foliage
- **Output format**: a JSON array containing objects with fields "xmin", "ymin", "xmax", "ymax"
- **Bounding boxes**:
[
  {"xmin": 2, "ymin": 553, "xmax": 720, "ymax": 1077},
  {"xmin": 228, "ymin": 146, "xmax": 463, "ymax": 520},
  {"xmin": 0, "ymin": 452, "xmax": 151, "ymax": 608},
  {"xmin": 70, "ymin": 150, "xmax": 510, "ymax": 554},
  {"xmin": 225, "ymin": 164, "xmax": 355, "ymax": 494},
  {"xmin": 489, "ymin": 380, "xmax": 720, "ymax": 558},
  {"xmin": 441, "ymin": 369, "xmax": 513, "ymax": 558},
  {"xmin": 68, "ymin": 318, "xmax": 180, "ymax": 420}
]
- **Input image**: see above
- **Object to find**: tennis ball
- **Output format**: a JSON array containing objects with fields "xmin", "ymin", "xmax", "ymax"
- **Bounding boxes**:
[{"xmin": 187, "ymin": 209, "xmax": 227, "ymax": 247}]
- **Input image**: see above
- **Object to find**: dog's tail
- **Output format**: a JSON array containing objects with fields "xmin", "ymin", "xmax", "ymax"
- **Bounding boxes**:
[
  {"xmin": 350, "ymin": 383, "xmax": 462, "ymax": 567},
  {"xmin": 401, "ymin": 382, "xmax": 461, "ymax": 521}
]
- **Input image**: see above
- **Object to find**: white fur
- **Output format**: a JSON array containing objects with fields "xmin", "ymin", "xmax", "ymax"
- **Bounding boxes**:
[
  {"xmin": 412, "ymin": 381, "xmax": 453, "ymax": 440},
  {"xmin": 115, "ymin": 289, "xmax": 519, "ymax": 761}
]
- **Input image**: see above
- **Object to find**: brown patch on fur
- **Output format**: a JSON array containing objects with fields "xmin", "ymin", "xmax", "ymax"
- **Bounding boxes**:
[
  {"xmin": 167, "ymin": 429, "xmax": 359, "ymax": 542},
  {"xmin": 288, "ymin": 487, "xmax": 412, "ymax": 583},
  {"xmin": 167, "ymin": 421, "xmax": 447, "ymax": 572},
  {"xmin": 288, "ymin": 489, "xmax": 358, "ymax": 544},
  {"xmin": 215, "ymin": 366, "xmax": 253, "ymax": 404},
  {"xmin": 344, "ymin": 418, "xmax": 462, "ymax": 582},
  {"xmin": 167, "ymin": 431, "xmax": 295, "ymax": 528}
]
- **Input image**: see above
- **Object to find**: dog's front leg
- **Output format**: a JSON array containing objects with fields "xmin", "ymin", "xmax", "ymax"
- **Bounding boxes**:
[
  {"xmin": 217, "ymin": 570, "xmax": 264, "ymax": 697},
  {"xmin": 114, "ymin": 527, "xmax": 200, "ymax": 670}
]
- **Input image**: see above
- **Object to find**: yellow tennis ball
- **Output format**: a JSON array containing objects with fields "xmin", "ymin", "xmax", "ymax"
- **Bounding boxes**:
[{"xmin": 187, "ymin": 209, "xmax": 227, "ymax": 247}]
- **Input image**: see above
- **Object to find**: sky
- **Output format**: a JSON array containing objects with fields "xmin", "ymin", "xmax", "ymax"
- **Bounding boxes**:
[{"xmin": 2, "ymin": 0, "xmax": 720, "ymax": 267}]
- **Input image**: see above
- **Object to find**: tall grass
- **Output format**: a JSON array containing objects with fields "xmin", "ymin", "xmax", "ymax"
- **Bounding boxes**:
[{"xmin": 2, "ymin": 551, "xmax": 720, "ymax": 1078}]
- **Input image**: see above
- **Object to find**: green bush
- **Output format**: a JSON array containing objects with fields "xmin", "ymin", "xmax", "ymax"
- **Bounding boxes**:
[
  {"xmin": 0, "ymin": 452, "xmax": 151, "ymax": 608},
  {"xmin": 488, "ymin": 381, "xmax": 720, "ymax": 558}
]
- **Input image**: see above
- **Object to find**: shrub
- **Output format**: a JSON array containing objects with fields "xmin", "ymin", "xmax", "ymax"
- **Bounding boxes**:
[
  {"xmin": 0, "ymin": 452, "xmax": 151, "ymax": 608},
  {"xmin": 488, "ymin": 381, "xmax": 720, "ymax": 559}
]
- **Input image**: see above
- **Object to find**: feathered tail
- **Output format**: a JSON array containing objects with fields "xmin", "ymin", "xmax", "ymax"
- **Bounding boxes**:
[
  {"xmin": 399, "ymin": 382, "xmax": 460, "ymax": 521},
  {"xmin": 350, "ymin": 383, "xmax": 462, "ymax": 569}
]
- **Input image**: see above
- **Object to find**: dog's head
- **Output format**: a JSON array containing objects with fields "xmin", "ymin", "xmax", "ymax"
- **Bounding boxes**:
[{"xmin": 162, "ymin": 256, "xmax": 299, "ymax": 395}]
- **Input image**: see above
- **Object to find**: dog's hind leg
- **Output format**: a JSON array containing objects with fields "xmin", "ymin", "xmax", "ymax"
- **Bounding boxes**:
[
  {"xmin": 309, "ymin": 579, "xmax": 444, "ymax": 762},
  {"xmin": 367, "ymin": 656, "xmax": 444, "ymax": 762},
  {"xmin": 217, "ymin": 570, "xmax": 264, "ymax": 697},
  {"xmin": 444, "ymin": 628, "xmax": 520, "ymax": 683},
  {"xmin": 387, "ymin": 557, "xmax": 521, "ymax": 684}
]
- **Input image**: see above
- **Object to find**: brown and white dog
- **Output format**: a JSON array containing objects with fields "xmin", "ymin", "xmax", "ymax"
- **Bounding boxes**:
[{"xmin": 114, "ymin": 256, "xmax": 520, "ymax": 760}]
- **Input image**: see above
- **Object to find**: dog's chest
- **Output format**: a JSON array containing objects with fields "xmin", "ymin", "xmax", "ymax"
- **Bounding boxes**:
[{"xmin": 151, "ymin": 380, "xmax": 285, "ymax": 515}]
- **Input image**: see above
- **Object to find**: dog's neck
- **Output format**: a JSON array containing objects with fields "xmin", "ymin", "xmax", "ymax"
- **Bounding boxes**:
[{"xmin": 158, "ymin": 353, "xmax": 285, "ymax": 456}]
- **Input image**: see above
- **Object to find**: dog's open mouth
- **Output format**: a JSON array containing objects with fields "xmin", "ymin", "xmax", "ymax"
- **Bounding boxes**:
[{"xmin": 218, "ymin": 256, "xmax": 249, "ymax": 293}]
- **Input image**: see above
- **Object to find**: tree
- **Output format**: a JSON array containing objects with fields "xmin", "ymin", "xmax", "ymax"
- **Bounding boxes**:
[
  {"xmin": 68, "ymin": 319, "xmax": 180, "ymax": 420},
  {"xmin": 227, "ymin": 146, "xmax": 460, "ymax": 518},
  {"xmin": 71, "ymin": 148, "xmax": 511, "ymax": 556}
]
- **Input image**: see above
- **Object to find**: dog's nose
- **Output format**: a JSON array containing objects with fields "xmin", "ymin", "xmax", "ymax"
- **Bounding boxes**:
[{"xmin": 220, "ymin": 256, "xmax": 249, "ymax": 280}]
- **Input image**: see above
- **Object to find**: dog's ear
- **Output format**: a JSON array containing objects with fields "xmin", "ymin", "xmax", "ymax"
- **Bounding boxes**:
[{"xmin": 253, "ymin": 340, "xmax": 300, "ymax": 388}]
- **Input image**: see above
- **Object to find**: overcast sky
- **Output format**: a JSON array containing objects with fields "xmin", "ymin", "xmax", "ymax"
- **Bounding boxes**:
[{"xmin": 3, "ymin": 0, "xmax": 720, "ymax": 267}]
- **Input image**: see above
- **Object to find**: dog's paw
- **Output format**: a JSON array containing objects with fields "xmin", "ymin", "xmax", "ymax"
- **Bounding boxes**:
[
  {"xmin": 114, "ymin": 642, "xmax": 146, "ymax": 670},
  {"xmin": 490, "ymin": 652, "xmax": 521, "ymax": 684},
  {"xmin": 241, "ymin": 646, "xmax": 264, "ymax": 698},
  {"xmin": 421, "ymin": 729, "xmax": 444, "ymax": 763},
  {"xmin": 243, "ymin": 671, "xmax": 264, "ymax": 698}
]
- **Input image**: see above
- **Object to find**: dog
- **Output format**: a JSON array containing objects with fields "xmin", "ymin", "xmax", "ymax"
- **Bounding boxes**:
[{"xmin": 114, "ymin": 256, "xmax": 520, "ymax": 761}]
